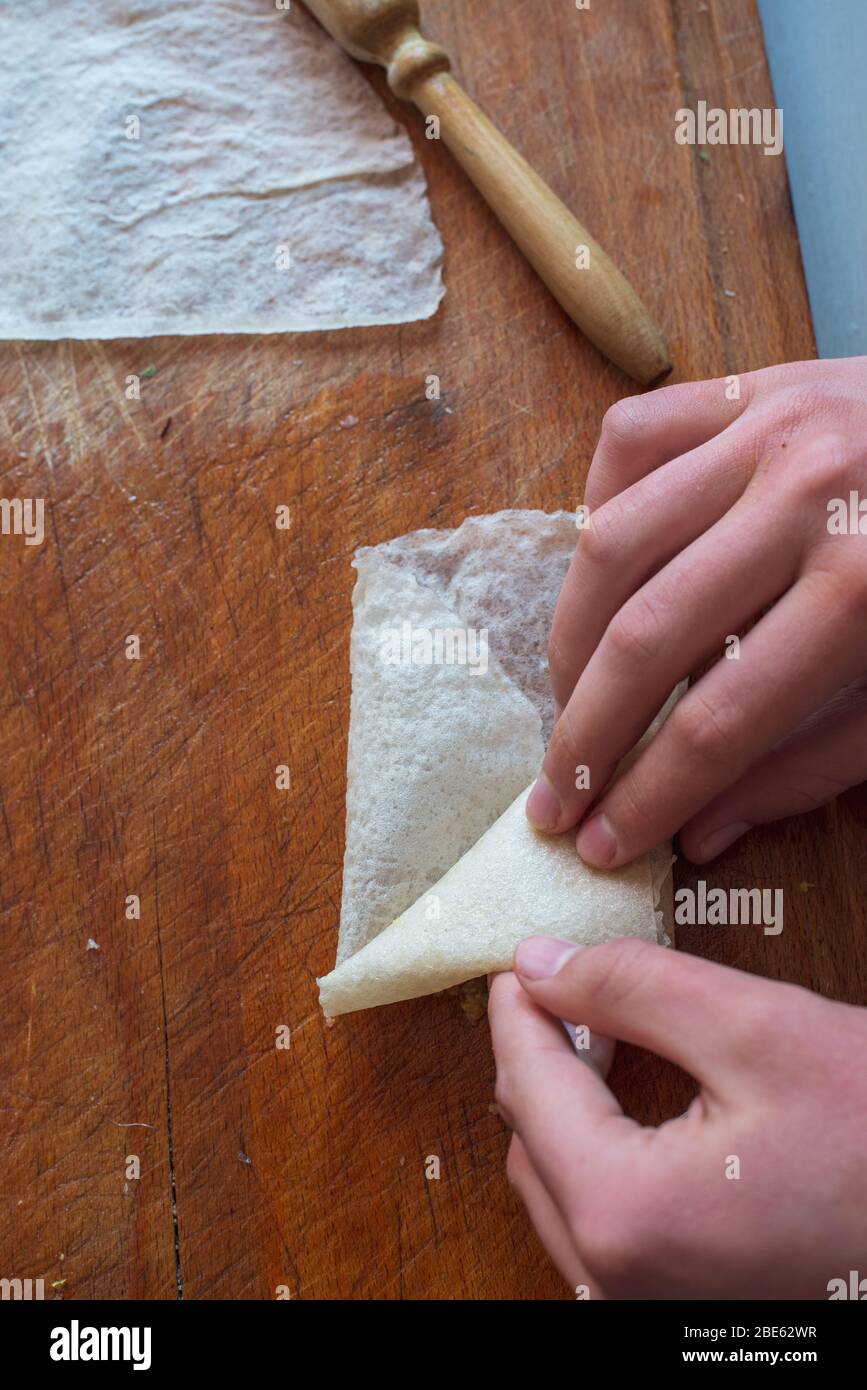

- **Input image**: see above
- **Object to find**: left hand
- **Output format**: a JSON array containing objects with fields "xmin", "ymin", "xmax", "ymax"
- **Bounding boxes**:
[{"xmin": 489, "ymin": 935, "xmax": 867, "ymax": 1300}]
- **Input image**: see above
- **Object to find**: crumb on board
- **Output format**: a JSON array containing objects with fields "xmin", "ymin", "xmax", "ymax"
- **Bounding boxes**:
[{"xmin": 449, "ymin": 977, "xmax": 488, "ymax": 1024}]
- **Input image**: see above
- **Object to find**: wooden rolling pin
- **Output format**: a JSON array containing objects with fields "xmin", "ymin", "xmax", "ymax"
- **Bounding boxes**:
[{"xmin": 304, "ymin": 0, "xmax": 671, "ymax": 385}]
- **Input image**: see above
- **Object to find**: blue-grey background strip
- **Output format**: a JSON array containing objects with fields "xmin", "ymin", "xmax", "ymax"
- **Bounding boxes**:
[{"xmin": 758, "ymin": 0, "xmax": 867, "ymax": 359}]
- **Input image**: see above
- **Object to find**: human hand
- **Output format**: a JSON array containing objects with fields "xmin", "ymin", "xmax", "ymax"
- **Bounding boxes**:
[
  {"xmin": 489, "ymin": 936, "xmax": 867, "ymax": 1300},
  {"xmin": 526, "ymin": 357, "xmax": 867, "ymax": 867}
]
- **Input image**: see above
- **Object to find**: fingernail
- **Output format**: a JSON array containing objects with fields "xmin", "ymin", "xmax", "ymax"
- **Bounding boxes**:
[
  {"xmin": 696, "ymin": 822, "xmax": 750, "ymax": 862},
  {"xmin": 576, "ymin": 813, "xmax": 618, "ymax": 866},
  {"xmin": 526, "ymin": 774, "xmax": 562, "ymax": 831},
  {"xmin": 515, "ymin": 936, "xmax": 581, "ymax": 980}
]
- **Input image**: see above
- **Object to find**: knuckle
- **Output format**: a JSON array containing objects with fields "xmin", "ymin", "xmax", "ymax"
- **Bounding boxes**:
[
  {"xmin": 672, "ymin": 688, "xmax": 740, "ymax": 765},
  {"xmin": 600, "ymin": 396, "xmax": 647, "ymax": 445},
  {"xmin": 763, "ymin": 384, "xmax": 854, "ymax": 440},
  {"xmin": 605, "ymin": 592, "xmax": 662, "ymax": 667},
  {"xmin": 795, "ymin": 384, "xmax": 862, "ymax": 424},
  {"xmin": 775, "ymin": 384, "xmax": 831, "ymax": 427},
  {"xmin": 788, "ymin": 430, "xmax": 853, "ymax": 501},
  {"xmin": 579, "ymin": 501, "xmax": 622, "ymax": 569}
]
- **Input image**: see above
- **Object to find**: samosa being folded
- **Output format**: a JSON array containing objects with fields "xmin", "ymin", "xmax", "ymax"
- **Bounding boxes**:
[{"xmin": 318, "ymin": 511, "xmax": 674, "ymax": 1018}]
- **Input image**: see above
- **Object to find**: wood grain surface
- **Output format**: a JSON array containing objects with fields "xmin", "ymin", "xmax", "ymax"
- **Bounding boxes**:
[{"xmin": 2, "ymin": 0, "xmax": 862, "ymax": 1301}]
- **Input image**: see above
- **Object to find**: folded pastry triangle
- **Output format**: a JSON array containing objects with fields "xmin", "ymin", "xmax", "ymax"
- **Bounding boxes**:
[{"xmin": 319, "ymin": 785, "xmax": 668, "ymax": 1017}]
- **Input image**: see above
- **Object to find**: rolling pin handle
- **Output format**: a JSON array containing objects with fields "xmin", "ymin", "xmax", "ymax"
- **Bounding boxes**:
[
  {"xmin": 386, "ymin": 32, "xmax": 450, "ymax": 102},
  {"xmin": 303, "ymin": 0, "xmax": 670, "ymax": 384}
]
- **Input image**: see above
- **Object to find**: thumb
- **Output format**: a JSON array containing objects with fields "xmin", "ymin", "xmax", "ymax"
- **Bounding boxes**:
[{"xmin": 513, "ymin": 936, "xmax": 773, "ymax": 1094}]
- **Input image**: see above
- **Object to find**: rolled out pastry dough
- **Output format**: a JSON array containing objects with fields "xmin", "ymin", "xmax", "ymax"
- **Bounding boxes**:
[
  {"xmin": 319, "ymin": 511, "xmax": 674, "ymax": 1017},
  {"xmin": 0, "ymin": 0, "xmax": 444, "ymax": 339}
]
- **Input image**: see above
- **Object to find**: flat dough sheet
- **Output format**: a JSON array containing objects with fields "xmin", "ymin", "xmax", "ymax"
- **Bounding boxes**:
[{"xmin": 0, "ymin": 0, "xmax": 444, "ymax": 338}]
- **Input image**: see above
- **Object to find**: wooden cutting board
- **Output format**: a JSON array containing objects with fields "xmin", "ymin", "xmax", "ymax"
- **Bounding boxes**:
[{"xmin": 1, "ymin": 0, "xmax": 862, "ymax": 1300}]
